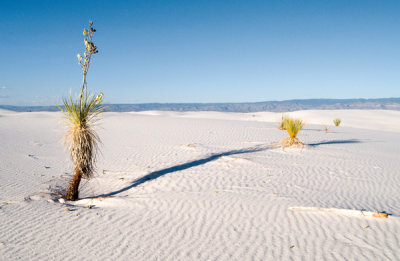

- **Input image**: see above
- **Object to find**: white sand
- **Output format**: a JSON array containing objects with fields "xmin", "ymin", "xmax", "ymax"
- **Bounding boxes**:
[{"xmin": 1, "ymin": 109, "xmax": 400, "ymax": 260}]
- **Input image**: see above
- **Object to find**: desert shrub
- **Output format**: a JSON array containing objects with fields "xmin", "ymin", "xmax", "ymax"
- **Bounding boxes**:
[
  {"xmin": 333, "ymin": 118, "xmax": 341, "ymax": 127},
  {"xmin": 284, "ymin": 118, "xmax": 305, "ymax": 138},
  {"xmin": 275, "ymin": 117, "xmax": 305, "ymax": 147},
  {"xmin": 278, "ymin": 115, "xmax": 288, "ymax": 130},
  {"xmin": 58, "ymin": 21, "xmax": 104, "ymax": 200}
]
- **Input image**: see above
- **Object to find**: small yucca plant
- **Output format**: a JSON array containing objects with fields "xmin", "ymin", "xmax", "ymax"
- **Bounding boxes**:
[
  {"xmin": 278, "ymin": 115, "xmax": 288, "ymax": 130},
  {"xmin": 275, "ymin": 117, "xmax": 305, "ymax": 147},
  {"xmin": 59, "ymin": 21, "xmax": 104, "ymax": 200},
  {"xmin": 333, "ymin": 118, "xmax": 341, "ymax": 127}
]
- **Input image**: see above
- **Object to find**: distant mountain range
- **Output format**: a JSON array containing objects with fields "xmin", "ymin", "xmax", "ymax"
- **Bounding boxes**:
[{"xmin": 1, "ymin": 98, "xmax": 400, "ymax": 113}]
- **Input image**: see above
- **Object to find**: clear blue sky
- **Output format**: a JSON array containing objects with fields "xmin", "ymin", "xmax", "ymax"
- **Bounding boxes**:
[{"xmin": 1, "ymin": 0, "xmax": 399, "ymax": 105}]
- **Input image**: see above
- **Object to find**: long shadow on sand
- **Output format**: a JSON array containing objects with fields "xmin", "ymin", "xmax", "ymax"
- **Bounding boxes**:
[
  {"xmin": 308, "ymin": 139, "xmax": 362, "ymax": 146},
  {"xmin": 90, "ymin": 145, "xmax": 270, "ymax": 198}
]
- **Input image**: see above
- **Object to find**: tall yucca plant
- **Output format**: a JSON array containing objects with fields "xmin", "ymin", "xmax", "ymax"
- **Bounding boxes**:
[
  {"xmin": 275, "ymin": 117, "xmax": 305, "ymax": 147},
  {"xmin": 59, "ymin": 21, "xmax": 104, "ymax": 200}
]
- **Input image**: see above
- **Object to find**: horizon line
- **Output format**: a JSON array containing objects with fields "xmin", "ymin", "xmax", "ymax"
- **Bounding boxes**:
[{"xmin": 2, "ymin": 97, "xmax": 400, "ymax": 107}]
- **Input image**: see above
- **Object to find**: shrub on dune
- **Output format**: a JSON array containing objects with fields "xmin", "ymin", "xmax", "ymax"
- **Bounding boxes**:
[
  {"xmin": 60, "ymin": 93, "xmax": 104, "ymax": 200},
  {"xmin": 333, "ymin": 118, "xmax": 341, "ymax": 127},
  {"xmin": 278, "ymin": 115, "xmax": 288, "ymax": 130},
  {"xmin": 275, "ymin": 117, "xmax": 305, "ymax": 147},
  {"xmin": 58, "ymin": 22, "xmax": 104, "ymax": 201}
]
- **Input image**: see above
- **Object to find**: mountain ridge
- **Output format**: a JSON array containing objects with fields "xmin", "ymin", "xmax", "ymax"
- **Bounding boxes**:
[{"xmin": 1, "ymin": 98, "xmax": 400, "ymax": 112}]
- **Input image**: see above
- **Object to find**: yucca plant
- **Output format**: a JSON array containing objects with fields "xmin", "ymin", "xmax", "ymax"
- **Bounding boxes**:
[
  {"xmin": 333, "ymin": 118, "xmax": 341, "ymax": 127},
  {"xmin": 58, "ymin": 21, "xmax": 104, "ymax": 200},
  {"xmin": 278, "ymin": 114, "xmax": 288, "ymax": 130},
  {"xmin": 275, "ymin": 117, "xmax": 305, "ymax": 147}
]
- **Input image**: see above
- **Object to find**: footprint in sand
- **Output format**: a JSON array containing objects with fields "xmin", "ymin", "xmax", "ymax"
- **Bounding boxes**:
[{"xmin": 28, "ymin": 154, "xmax": 38, "ymax": 160}]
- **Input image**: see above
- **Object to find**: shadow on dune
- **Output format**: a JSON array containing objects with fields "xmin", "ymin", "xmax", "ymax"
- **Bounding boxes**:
[
  {"xmin": 308, "ymin": 139, "xmax": 362, "ymax": 146},
  {"xmin": 89, "ymin": 145, "xmax": 270, "ymax": 198}
]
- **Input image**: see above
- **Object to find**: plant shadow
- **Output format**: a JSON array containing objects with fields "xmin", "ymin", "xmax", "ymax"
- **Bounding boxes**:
[
  {"xmin": 88, "ymin": 145, "xmax": 270, "ymax": 198},
  {"xmin": 308, "ymin": 139, "xmax": 362, "ymax": 146}
]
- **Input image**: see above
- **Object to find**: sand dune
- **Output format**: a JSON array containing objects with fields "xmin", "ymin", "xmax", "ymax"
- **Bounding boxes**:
[{"xmin": 1, "ymin": 110, "xmax": 399, "ymax": 260}]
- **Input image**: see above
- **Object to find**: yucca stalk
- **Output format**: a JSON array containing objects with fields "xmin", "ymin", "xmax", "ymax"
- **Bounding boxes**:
[
  {"xmin": 59, "ymin": 22, "xmax": 103, "ymax": 200},
  {"xmin": 275, "ymin": 117, "xmax": 305, "ymax": 148}
]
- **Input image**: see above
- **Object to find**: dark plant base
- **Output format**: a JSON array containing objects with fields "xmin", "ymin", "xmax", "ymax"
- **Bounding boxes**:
[{"xmin": 65, "ymin": 168, "xmax": 82, "ymax": 201}]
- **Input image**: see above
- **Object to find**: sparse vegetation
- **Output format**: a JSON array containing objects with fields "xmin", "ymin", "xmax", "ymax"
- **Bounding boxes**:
[
  {"xmin": 333, "ymin": 118, "xmax": 341, "ymax": 127},
  {"xmin": 58, "ymin": 21, "xmax": 104, "ymax": 201},
  {"xmin": 275, "ymin": 117, "xmax": 305, "ymax": 147},
  {"xmin": 278, "ymin": 115, "xmax": 288, "ymax": 130},
  {"xmin": 324, "ymin": 125, "xmax": 328, "ymax": 133}
]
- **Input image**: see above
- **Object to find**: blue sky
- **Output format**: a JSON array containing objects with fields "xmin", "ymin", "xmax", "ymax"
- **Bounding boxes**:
[{"xmin": 0, "ymin": 0, "xmax": 399, "ymax": 105}]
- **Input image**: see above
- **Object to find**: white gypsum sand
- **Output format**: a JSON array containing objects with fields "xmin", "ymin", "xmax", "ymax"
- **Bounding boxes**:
[
  {"xmin": 289, "ymin": 207, "xmax": 389, "ymax": 218},
  {"xmin": 1, "ymin": 109, "xmax": 400, "ymax": 260}
]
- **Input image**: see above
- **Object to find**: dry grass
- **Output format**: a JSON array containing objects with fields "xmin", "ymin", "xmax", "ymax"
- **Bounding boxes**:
[{"xmin": 274, "ymin": 117, "xmax": 305, "ymax": 148}]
